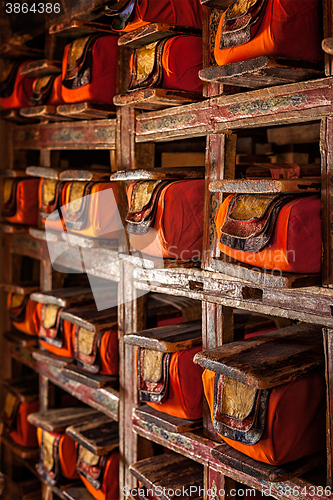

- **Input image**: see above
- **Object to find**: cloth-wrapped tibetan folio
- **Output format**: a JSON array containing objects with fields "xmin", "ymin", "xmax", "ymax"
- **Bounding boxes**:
[
  {"xmin": 215, "ymin": 194, "xmax": 322, "ymax": 273},
  {"xmin": 7, "ymin": 292, "xmax": 39, "ymax": 336},
  {"xmin": 77, "ymin": 446, "xmax": 119, "ymax": 500},
  {"xmin": 2, "ymin": 177, "xmax": 39, "ymax": 225},
  {"xmin": 0, "ymin": 60, "xmax": 34, "ymax": 109},
  {"xmin": 214, "ymin": 0, "xmax": 323, "ymax": 67}
]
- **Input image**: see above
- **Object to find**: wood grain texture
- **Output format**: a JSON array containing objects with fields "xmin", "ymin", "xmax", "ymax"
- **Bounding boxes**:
[
  {"xmin": 66, "ymin": 415, "xmax": 118, "ymax": 455},
  {"xmin": 20, "ymin": 106, "xmax": 70, "ymax": 122},
  {"xmin": 118, "ymin": 23, "xmax": 202, "ymax": 48},
  {"xmin": 194, "ymin": 323, "xmax": 324, "ymax": 388},
  {"xmin": 59, "ymin": 169, "xmax": 111, "ymax": 181},
  {"xmin": 110, "ymin": 167, "xmax": 204, "ymax": 180},
  {"xmin": 135, "ymin": 405, "xmax": 202, "ymax": 433},
  {"xmin": 19, "ymin": 60, "xmax": 61, "ymax": 78},
  {"xmin": 323, "ymin": 329, "xmax": 333, "ymax": 488},
  {"xmin": 26, "ymin": 166, "xmax": 61, "ymax": 180},
  {"xmin": 60, "ymin": 306, "xmax": 117, "ymax": 333},
  {"xmin": 27, "ymin": 406, "xmax": 99, "ymax": 433},
  {"xmin": 209, "ymin": 178, "xmax": 321, "ymax": 193},
  {"xmin": 31, "ymin": 287, "xmax": 94, "ymax": 308},
  {"xmin": 57, "ymin": 102, "xmax": 116, "ymax": 121},
  {"xmin": 62, "ymin": 365, "xmax": 118, "ymax": 389},
  {"xmin": 114, "ymin": 89, "xmax": 203, "ymax": 111}
]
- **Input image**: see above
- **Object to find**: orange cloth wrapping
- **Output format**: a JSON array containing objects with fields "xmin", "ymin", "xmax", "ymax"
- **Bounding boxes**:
[
  {"xmin": 61, "ymin": 36, "xmax": 118, "ymax": 105},
  {"xmin": 10, "ymin": 400, "xmax": 39, "ymax": 448},
  {"xmin": 2, "ymin": 178, "xmax": 39, "ymax": 225},
  {"xmin": 0, "ymin": 61, "xmax": 34, "ymax": 109},
  {"xmin": 140, "ymin": 346, "xmax": 203, "ymax": 420},
  {"xmin": 99, "ymin": 330, "xmax": 119, "ymax": 375},
  {"xmin": 123, "ymin": 0, "xmax": 202, "ymax": 32},
  {"xmin": 37, "ymin": 428, "xmax": 79, "ymax": 479},
  {"xmin": 7, "ymin": 293, "xmax": 39, "ymax": 336},
  {"xmin": 44, "ymin": 181, "xmax": 119, "ymax": 239},
  {"xmin": 79, "ymin": 451, "xmax": 119, "ymax": 500},
  {"xmin": 215, "ymin": 0, "xmax": 323, "ymax": 66},
  {"xmin": 127, "ymin": 180, "xmax": 205, "ymax": 259},
  {"xmin": 47, "ymin": 75, "xmax": 64, "ymax": 106},
  {"xmin": 203, "ymin": 369, "xmax": 326, "ymax": 465},
  {"xmin": 215, "ymin": 195, "xmax": 322, "ymax": 273}
]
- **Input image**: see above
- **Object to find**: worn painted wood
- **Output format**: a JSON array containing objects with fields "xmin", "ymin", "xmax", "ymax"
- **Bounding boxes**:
[
  {"xmin": 66, "ymin": 415, "xmax": 118, "ymax": 455},
  {"xmin": 209, "ymin": 178, "xmax": 321, "ymax": 193},
  {"xmin": 118, "ymin": 23, "xmax": 202, "ymax": 48},
  {"xmin": 130, "ymin": 453, "xmax": 204, "ymax": 500},
  {"xmin": 62, "ymin": 365, "xmax": 118, "ymax": 389},
  {"xmin": 49, "ymin": 19, "xmax": 118, "ymax": 36},
  {"xmin": 27, "ymin": 407, "xmax": 99, "ymax": 433},
  {"xmin": 114, "ymin": 89, "xmax": 203, "ymax": 111},
  {"xmin": 57, "ymin": 102, "xmax": 116, "ymax": 121},
  {"xmin": 111, "ymin": 167, "xmax": 204, "ymax": 180},
  {"xmin": 13, "ymin": 119, "xmax": 117, "ymax": 150},
  {"xmin": 60, "ymin": 305, "xmax": 117, "ymax": 333},
  {"xmin": 124, "ymin": 320, "xmax": 201, "ymax": 352},
  {"xmin": 321, "ymin": 117, "xmax": 333, "ymax": 287},
  {"xmin": 135, "ymin": 405, "xmax": 202, "ymax": 434},
  {"xmin": 33, "ymin": 349, "xmax": 72, "ymax": 369},
  {"xmin": 194, "ymin": 323, "xmax": 324, "ymax": 388},
  {"xmin": 19, "ymin": 60, "xmax": 61, "ymax": 78},
  {"xmin": 323, "ymin": 329, "xmax": 333, "ymax": 488},
  {"xmin": 212, "ymin": 445, "xmax": 326, "ymax": 482}
]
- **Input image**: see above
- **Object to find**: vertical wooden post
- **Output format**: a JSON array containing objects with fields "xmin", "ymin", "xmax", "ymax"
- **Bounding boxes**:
[
  {"xmin": 323, "ymin": 329, "xmax": 333, "ymax": 488},
  {"xmin": 323, "ymin": 0, "xmax": 333, "ymax": 76},
  {"xmin": 320, "ymin": 117, "xmax": 333, "ymax": 287}
]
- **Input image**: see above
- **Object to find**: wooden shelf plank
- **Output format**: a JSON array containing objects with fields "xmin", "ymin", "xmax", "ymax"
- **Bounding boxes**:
[
  {"xmin": 26, "ymin": 166, "xmax": 61, "ymax": 180},
  {"xmin": 209, "ymin": 256, "xmax": 322, "ymax": 289},
  {"xmin": 135, "ymin": 405, "xmax": 202, "ymax": 433},
  {"xmin": 125, "ymin": 320, "xmax": 202, "ymax": 352},
  {"xmin": 0, "ymin": 282, "xmax": 39, "ymax": 294},
  {"xmin": 19, "ymin": 60, "xmax": 61, "ymax": 78},
  {"xmin": 209, "ymin": 178, "xmax": 321, "ymax": 193},
  {"xmin": 31, "ymin": 287, "xmax": 94, "ymax": 308},
  {"xmin": 130, "ymin": 453, "xmax": 203, "ymax": 500},
  {"xmin": 57, "ymin": 102, "xmax": 116, "ymax": 121},
  {"xmin": 2, "ymin": 374, "xmax": 39, "ymax": 401},
  {"xmin": 199, "ymin": 57, "xmax": 324, "ymax": 89},
  {"xmin": 211, "ymin": 443, "xmax": 326, "ymax": 482},
  {"xmin": 4, "ymin": 330, "xmax": 38, "ymax": 347},
  {"xmin": 118, "ymin": 23, "xmax": 202, "ymax": 48},
  {"xmin": 29, "ymin": 228, "xmax": 61, "ymax": 242},
  {"xmin": 1, "ymin": 110, "xmax": 37, "ymax": 124},
  {"xmin": 11, "ymin": 344, "xmax": 37, "ymax": 371},
  {"xmin": 59, "ymin": 169, "xmax": 111, "ymax": 181},
  {"xmin": 62, "ymin": 365, "xmax": 118, "ymax": 389},
  {"xmin": 0, "ymin": 169, "xmax": 29, "ymax": 178},
  {"xmin": 110, "ymin": 167, "xmax": 204, "ymax": 181},
  {"xmin": 193, "ymin": 323, "xmax": 324, "ymax": 389},
  {"xmin": 0, "ymin": 44, "xmax": 43, "ymax": 59},
  {"xmin": 60, "ymin": 306, "xmax": 117, "ymax": 333},
  {"xmin": 20, "ymin": 106, "xmax": 71, "ymax": 122},
  {"xmin": 66, "ymin": 414, "xmax": 118, "ymax": 455},
  {"xmin": 27, "ymin": 407, "xmax": 99, "ymax": 433},
  {"xmin": 49, "ymin": 19, "xmax": 117, "ymax": 37},
  {"xmin": 1, "ymin": 430, "xmax": 38, "ymax": 460},
  {"xmin": 114, "ymin": 89, "xmax": 202, "ymax": 111},
  {"xmin": 63, "ymin": 487, "xmax": 96, "ymax": 500},
  {"xmin": 33, "ymin": 349, "xmax": 72, "ymax": 369}
]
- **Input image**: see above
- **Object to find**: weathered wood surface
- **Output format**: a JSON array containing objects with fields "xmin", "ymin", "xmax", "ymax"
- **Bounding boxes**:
[
  {"xmin": 194, "ymin": 323, "xmax": 324, "ymax": 388},
  {"xmin": 211, "ymin": 444, "xmax": 326, "ymax": 482},
  {"xmin": 114, "ymin": 89, "xmax": 203, "ymax": 111},
  {"xmin": 135, "ymin": 78, "xmax": 333, "ymax": 142},
  {"xmin": 25, "ymin": 166, "xmax": 61, "ymax": 180},
  {"xmin": 49, "ymin": 19, "xmax": 118, "ymax": 36},
  {"xmin": 27, "ymin": 407, "xmax": 99, "ymax": 433},
  {"xmin": 59, "ymin": 169, "xmax": 111, "ymax": 181},
  {"xmin": 124, "ymin": 320, "xmax": 202, "ymax": 352},
  {"xmin": 31, "ymin": 287, "xmax": 94, "ymax": 308},
  {"xmin": 12, "ymin": 119, "xmax": 116, "ymax": 150},
  {"xmin": 34, "ymin": 354, "xmax": 119, "ymax": 420},
  {"xmin": 66, "ymin": 415, "xmax": 118, "ymax": 455},
  {"xmin": 33, "ymin": 348, "xmax": 72, "ymax": 368},
  {"xmin": 323, "ymin": 329, "xmax": 333, "ymax": 488},
  {"xmin": 0, "ymin": 44, "xmax": 43, "ymax": 59},
  {"xmin": 29, "ymin": 228, "xmax": 61, "ymax": 242},
  {"xmin": 118, "ymin": 23, "xmax": 202, "ymax": 48},
  {"xmin": 321, "ymin": 117, "xmax": 333, "ymax": 287},
  {"xmin": 0, "ymin": 169, "xmax": 29, "ymax": 178},
  {"xmin": 2, "ymin": 375, "xmax": 39, "ymax": 402},
  {"xmin": 11, "ymin": 344, "xmax": 37, "ymax": 371},
  {"xmin": 63, "ymin": 487, "xmax": 96, "ymax": 500},
  {"xmin": 199, "ymin": 57, "xmax": 324, "ymax": 89},
  {"xmin": 4, "ymin": 330, "xmax": 38, "ymax": 347},
  {"xmin": 19, "ymin": 60, "xmax": 61, "ymax": 78},
  {"xmin": 209, "ymin": 257, "xmax": 322, "ymax": 289},
  {"xmin": 0, "ymin": 282, "xmax": 39, "ymax": 294},
  {"xmin": 57, "ymin": 102, "xmax": 116, "ymax": 121},
  {"xmin": 60, "ymin": 306, "xmax": 117, "ymax": 333},
  {"xmin": 267, "ymin": 123, "xmax": 320, "ymax": 145},
  {"xmin": 132, "ymin": 414, "xmax": 327, "ymax": 500},
  {"xmin": 0, "ymin": 110, "xmax": 36, "ymax": 124},
  {"xmin": 0, "ymin": 430, "xmax": 39, "ymax": 459},
  {"xmin": 135, "ymin": 405, "xmax": 202, "ymax": 434},
  {"xmin": 130, "ymin": 453, "xmax": 204, "ymax": 500},
  {"xmin": 60, "ymin": 232, "xmax": 119, "ymax": 250},
  {"xmin": 209, "ymin": 178, "xmax": 321, "ymax": 193},
  {"xmin": 110, "ymin": 167, "xmax": 205, "ymax": 180},
  {"xmin": 62, "ymin": 365, "xmax": 118, "ymax": 389},
  {"xmin": 20, "ymin": 106, "xmax": 70, "ymax": 123}
]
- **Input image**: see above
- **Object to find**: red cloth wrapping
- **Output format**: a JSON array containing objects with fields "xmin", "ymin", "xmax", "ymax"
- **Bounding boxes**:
[
  {"xmin": 3, "ymin": 178, "xmax": 39, "ymax": 225},
  {"xmin": 0, "ymin": 62, "xmax": 34, "ymax": 109},
  {"xmin": 10, "ymin": 400, "xmax": 39, "ymax": 448},
  {"xmin": 215, "ymin": 195, "xmax": 322, "ymax": 273},
  {"xmin": 203, "ymin": 370, "xmax": 326, "ymax": 465},
  {"xmin": 215, "ymin": 0, "xmax": 323, "ymax": 66},
  {"xmin": 37, "ymin": 428, "xmax": 79, "ymax": 479},
  {"xmin": 61, "ymin": 36, "xmax": 118, "ymax": 105},
  {"xmin": 79, "ymin": 451, "xmax": 119, "ymax": 500},
  {"xmin": 127, "ymin": 180, "xmax": 205, "ymax": 259},
  {"xmin": 124, "ymin": 0, "xmax": 202, "ymax": 31}
]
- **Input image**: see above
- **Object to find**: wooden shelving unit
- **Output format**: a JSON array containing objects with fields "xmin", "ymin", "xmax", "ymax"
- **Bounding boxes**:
[{"xmin": 0, "ymin": 1, "xmax": 332, "ymax": 499}]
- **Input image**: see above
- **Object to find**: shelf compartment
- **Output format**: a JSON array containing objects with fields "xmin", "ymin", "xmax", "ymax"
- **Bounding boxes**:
[
  {"xmin": 19, "ymin": 60, "xmax": 62, "ymax": 78},
  {"xmin": 63, "ymin": 486, "xmax": 96, "ymax": 500},
  {"xmin": 0, "ymin": 429, "xmax": 39, "ymax": 460},
  {"xmin": 135, "ymin": 405, "xmax": 202, "ymax": 434},
  {"xmin": 199, "ymin": 57, "xmax": 324, "ymax": 90},
  {"xmin": 125, "ymin": 320, "xmax": 202, "ymax": 352},
  {"xmin": 114, "ymin": 89, "xmax": 202, "ymax": 111},
  {"xmin": 211, "ymin": 443, "xmax": 326, "ymax": 482},
  {"xmin": 20, "ymin": 106, "xmax": 71, "ymax": 122},
  {"xmin": 56, "ymin": 102, "xmax": 116, "ymax": 121},
  {"xmin": 32, "ymin": 350, "xmax": 119, "ymax": 421},
  {"xmin": 118, "ymin": 23, "xmax": 202, "ymax": 48},
  {"xmin": 27, "ymin": 407, "xmax": 99, "ymax": 434},
  {"xmin": 209, "ymin": 178, "xmax": 321, "ymax": 194},
  {"xmin": 66, "ymin": 414, "xmax": 118, "ymax": 455},
  {"xmin": 130, "ymin": 453, "xmax": 204, "ymax": 500},
  {"xmin": 194, "ymin": 323, "xmax": 324, "ymax": 389},
  {"xmin": 110, "ymin": 167, "xmax": 204, "ymax": 181},
  {"xmin": 49, "ymin": 19, "xmax": 118, "ymax": 37}
]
